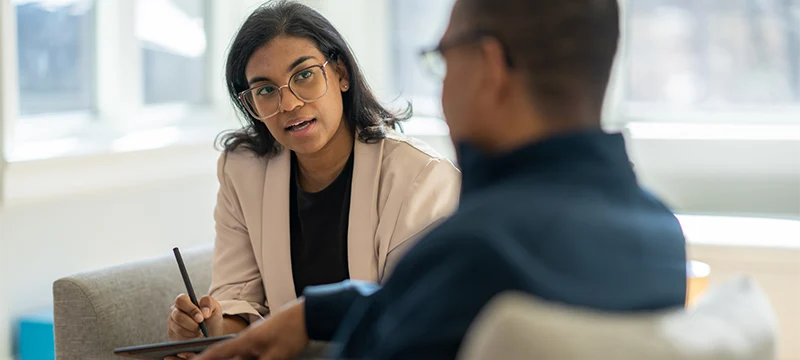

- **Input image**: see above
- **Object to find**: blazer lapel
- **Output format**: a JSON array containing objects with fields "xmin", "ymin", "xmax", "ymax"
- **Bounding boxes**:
[
  {"xmin": 261, "ymin": 149, "xmax": 297, "ymax": 310},
  {"xmin": 348, "ymin": 138, "xmax": 382, "ymax": 282}
]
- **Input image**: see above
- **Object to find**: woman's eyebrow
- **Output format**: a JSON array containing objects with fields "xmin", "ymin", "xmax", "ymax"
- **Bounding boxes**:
[
  {"xmin": 248, "ymin": 76, "xmax": 273, "ymax": 86},
  {"xmin": 247, "ymin": 55, "xmax": 319, "ymax": 86},
  {"xmin": 287, "ymin": 55, "xmax": 317, "ymax": 72}
]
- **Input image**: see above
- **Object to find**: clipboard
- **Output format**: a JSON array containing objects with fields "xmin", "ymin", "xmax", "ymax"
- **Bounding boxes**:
[{"xmin": 114, "ymin": 334, "xmax": 236, "ymax": 359}]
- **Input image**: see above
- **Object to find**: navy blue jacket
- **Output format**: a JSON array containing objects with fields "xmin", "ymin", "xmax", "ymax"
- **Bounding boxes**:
[{"xmin": 304, "ymin": 130, "xmax": 687, "ymax": 359}]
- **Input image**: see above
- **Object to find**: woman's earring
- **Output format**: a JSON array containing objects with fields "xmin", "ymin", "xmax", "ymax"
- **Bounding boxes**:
[{"xmin": 342, "ymin": 85, "xmax": 349, "ymax": 91}]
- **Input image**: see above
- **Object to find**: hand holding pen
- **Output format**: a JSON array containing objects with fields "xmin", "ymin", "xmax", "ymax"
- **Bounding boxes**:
[{"xmin": 167, "ymin": 248, "xmax": 225, "ymax": 341}]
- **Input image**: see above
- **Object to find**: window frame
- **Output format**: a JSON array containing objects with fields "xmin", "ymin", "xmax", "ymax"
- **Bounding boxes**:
[
  {"xmin": 0, "ymin": 0, "xmax": 249, "ymax": 206},
  {"xmin": 1, "ymin": 0, "xmax": 19, "ymax": 161},
  {"xmin": 381, "ymin": 0, "xmax": 799, "ymax": 219},
  {"xmin": 0, "ymin": 0, "xmax": 13, "ymax": 205},
  {"xmin": 1, "ymin": 0, "xmax": 797, "ymax": 216},
  {"xmin": 4, "ymin": 0, "xmax": 234, "ymax": 156}
]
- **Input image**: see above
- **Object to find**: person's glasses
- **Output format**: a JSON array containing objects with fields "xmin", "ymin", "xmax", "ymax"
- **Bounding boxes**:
[
  {"xmin": 419, "ymin": 30, "xmax": 513, "ymax": 81},
  {"xmin": 238, "ymin": 60, "xmax": 330, "ymax": 120},
  {"xmin": 420, "ymin": 48, "xmax": 448, "ymax": 81}
]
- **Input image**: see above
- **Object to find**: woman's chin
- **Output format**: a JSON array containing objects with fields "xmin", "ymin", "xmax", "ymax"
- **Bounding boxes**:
[{"xmin": 285, "ymin": 136, "xmax": 326, "ymax": 156}]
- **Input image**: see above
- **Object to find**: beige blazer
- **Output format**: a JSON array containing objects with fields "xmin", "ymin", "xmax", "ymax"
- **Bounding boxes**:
[{"xmin": 208, "ymin": 131, "xmax": 461, "ymax": 322}]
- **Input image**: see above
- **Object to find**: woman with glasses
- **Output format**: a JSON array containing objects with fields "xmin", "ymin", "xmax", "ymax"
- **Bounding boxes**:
[{"xmin": 165, "ymin": 0, "xmax": 460, "ymax": 342}]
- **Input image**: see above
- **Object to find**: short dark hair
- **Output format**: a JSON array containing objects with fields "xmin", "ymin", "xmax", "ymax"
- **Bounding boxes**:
[
  {"xmin": 459, "ymin": 0, "xmax": 620, "ymax": 117},
  {"xmin": 218, "ymin": 0, "xmax": 409, "ymax": 157}
]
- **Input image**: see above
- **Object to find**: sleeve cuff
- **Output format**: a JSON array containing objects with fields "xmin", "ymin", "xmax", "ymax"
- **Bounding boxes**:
[
  {"xmin": 303, "ymin": 280, "xmax": 381, "ymax": 341},
  {"xmin": 218, "ymin": 299, "xmax": 266, "ymax": 324}
]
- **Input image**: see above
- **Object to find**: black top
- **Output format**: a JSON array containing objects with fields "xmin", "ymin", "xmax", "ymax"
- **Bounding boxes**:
[{"xmin": 290, "ymin": 151, "xmax": 354, "ymax": 297}]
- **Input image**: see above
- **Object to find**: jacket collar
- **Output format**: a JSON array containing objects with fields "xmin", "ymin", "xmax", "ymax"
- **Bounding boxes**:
[{"xmin": 456, "ymin": 130, "xmax": 636, "ymax": 195}]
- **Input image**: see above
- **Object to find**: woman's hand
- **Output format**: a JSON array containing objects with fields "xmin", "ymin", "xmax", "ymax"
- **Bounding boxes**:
[
  {"xmin": 167, "ymin": 294, "xmax": 226, "ymax": 341},
  {"xmin": 165, "ymin": 353, "xmax": 197, "ymax": 360},
  {"xmin": 194, "ymin": 300, "xmax": 309, "ymax": 360}
]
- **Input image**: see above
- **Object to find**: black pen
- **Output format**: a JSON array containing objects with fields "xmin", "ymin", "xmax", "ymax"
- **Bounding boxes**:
[{"xmin": 173, "ymin": 247, "xmax": 209, "ymax": 338}]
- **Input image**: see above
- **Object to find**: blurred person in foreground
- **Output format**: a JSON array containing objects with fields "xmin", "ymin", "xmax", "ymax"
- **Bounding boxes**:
[
  {"xmin": 197, "ymin": 0, "xmax": 687, "ymax": 358},
  {"xmin": 164, "ymin": 0, "xmax": 461, "ymax": 353}
]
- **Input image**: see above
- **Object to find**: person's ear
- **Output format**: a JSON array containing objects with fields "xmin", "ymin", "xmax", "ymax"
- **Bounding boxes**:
[
  {"xmin": 333, "ymin": 57, "xmax": 350, "ymax": 92},
  {"xmin": 480, "ymin": 39, "xmax": 511, "ymax": 102}
]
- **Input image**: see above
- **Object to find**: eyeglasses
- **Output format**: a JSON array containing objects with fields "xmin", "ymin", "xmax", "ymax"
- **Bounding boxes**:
[
  {"xmin": 238, "ymin": 60, "xmax": 330, "ymax": 120},
  {"xmin": 419, "ymin": 30, "xmax": 514, "ymax": 80}
]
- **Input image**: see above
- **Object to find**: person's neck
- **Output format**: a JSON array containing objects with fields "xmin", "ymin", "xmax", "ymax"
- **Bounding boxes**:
[
  {"xmin": 295, "ymin": 122, "xmax": 354, "ymax": 193},
  {"xmin": 471, "ymin": 98, "xmax": 601, "ymax": 155}
]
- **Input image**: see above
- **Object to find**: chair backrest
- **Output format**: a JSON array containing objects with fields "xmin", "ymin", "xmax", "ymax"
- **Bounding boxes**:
[
  {"xmin": 53, "ymin": 246, "xmax": 213, "ymax": 360},
  {"xmin": 458, "ymin": 275, "xmax": 778, "ymax": 360}
]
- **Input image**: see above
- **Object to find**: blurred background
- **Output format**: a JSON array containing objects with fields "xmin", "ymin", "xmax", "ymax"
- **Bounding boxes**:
[{"xmin": 0, "ymin": 0, "xmax": 798, "ymax": 359}]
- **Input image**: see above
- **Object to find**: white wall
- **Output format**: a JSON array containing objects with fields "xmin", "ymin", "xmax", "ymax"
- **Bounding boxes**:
[
  {"xmin": 0, "ymin": 166, "xmax": 220, "ymax": 359},
  {"xmin": 627, "ymin": 135, "xmax": 800, "ymax": 218}
]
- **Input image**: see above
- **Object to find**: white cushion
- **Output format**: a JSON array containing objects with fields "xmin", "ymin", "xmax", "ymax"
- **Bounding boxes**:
[{"xmin": 458, "ymin": 275, "xmax": 778, "ymax": 360}]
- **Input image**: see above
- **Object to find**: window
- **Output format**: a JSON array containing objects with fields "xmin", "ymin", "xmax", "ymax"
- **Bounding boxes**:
[
  {"xmin": 623, "ymin": 0, "xmax": 800, "ymax": 120},
  {"xmin": 5, "ymin": 0, "xmax": 222, "ymax": 157},
  {"xmin": 15, "ymin": 0, "xmax": 96, "ymax": 116},
  {"xmin": 137, "ymin": 0, "xmax": 208, "ymax": 105},
  {"xmin": 389, "ymin": 0, "xmax": 800, "ymax": 125},
  {"xmin": 389, "ymin": 0, "xmax": 455, "ymax": 117}
]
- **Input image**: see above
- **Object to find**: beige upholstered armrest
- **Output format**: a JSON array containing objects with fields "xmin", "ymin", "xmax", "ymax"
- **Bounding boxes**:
[{"xmin": 53, "ymin": 246, "xmax": 213, "ymax": 360}]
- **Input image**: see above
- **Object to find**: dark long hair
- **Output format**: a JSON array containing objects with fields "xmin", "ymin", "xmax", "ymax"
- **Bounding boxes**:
[{"xmin": 217, "ymin": 0, "xmax": 409, "ymax": 157}]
